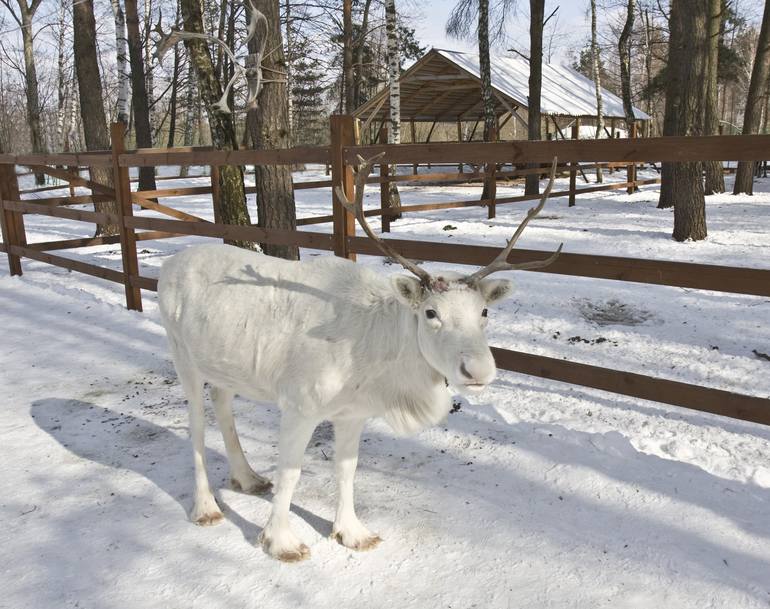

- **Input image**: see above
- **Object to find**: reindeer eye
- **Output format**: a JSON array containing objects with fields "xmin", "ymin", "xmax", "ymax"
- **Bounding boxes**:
[
  {"xmin": 425, "ymin": 309, "xmax": 438, "ymax": 320},
  {"xmin": 481, "ymin": 308, "xmax": 488, "ymax": 318}
]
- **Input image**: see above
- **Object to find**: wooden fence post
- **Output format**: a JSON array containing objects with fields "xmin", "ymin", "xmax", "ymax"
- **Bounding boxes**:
[
  {"xmin": 609, "ymin": 118, "xmax": 616, "ymax": 173},
  {"xmin": 569, "ymin": 119, "xmax": 579, "ymax": 207},
  {"xmin": 627, "ymin": 122, "xmax": 637, "ymax": 195},
  {"xmin": 110, "ymin": 122, "xmax": 142, "ymax": 311},
  {"xmin": 0, "ymin": 162, "xmax": 26, "ymax": 276},
  {"xmin": 378, "ymin": 124, "xmax": 391, "ymax": 233},
  {"xmin": 330, "ymin": 115, "xmax": 356, "ymax": 261},
  {"xmin": 67, "ymin": 166, "xmax": 77, "ymax": 196}
]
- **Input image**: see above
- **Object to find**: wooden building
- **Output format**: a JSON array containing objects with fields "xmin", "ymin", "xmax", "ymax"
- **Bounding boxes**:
[{"xmin": 353, "ymin": 48, "xmax": 651, "ymax": 143}]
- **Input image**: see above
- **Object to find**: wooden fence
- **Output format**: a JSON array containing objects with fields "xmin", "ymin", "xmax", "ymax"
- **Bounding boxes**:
[{"xmin": 1, "ymin": 117, "xmax": 769, "ymax": 427}]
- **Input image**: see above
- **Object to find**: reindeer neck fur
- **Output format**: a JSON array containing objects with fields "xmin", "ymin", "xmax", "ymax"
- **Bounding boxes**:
[{"xmin": 342, "ymin": 271, "xmax": 452, "ymax": 435}]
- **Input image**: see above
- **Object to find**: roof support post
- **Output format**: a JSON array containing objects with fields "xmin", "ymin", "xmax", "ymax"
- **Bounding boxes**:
[
  {"xmin": 410, "ymin": 120, "xmax": 417, "ymax": 175},
  {"xmin": 569, "ymin": 119, "xmax": 579, "ymax": 207},
  {"xmin": 457, "ymin": 119, "xmax": 463, "ymax": 172}
]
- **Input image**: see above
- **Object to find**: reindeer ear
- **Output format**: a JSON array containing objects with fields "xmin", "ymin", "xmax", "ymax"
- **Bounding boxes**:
[
  {"xmin": 390, "ymin": 275, "xmax": 426, "ymax": 307},
  {"xmin": 478, "ymin": 278, "xmax": 513, "ymax": 304}
]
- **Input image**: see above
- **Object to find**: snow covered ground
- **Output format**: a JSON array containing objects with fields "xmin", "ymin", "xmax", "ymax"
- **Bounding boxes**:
[{"xmin": 1, "ymin": 166, "xmax": 769, "ymax": 608}]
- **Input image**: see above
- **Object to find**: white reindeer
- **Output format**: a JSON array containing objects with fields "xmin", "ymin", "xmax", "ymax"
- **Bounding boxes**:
[{"xmin": 157, "ymin": 157, "xmax": 561, "ymax": 562}]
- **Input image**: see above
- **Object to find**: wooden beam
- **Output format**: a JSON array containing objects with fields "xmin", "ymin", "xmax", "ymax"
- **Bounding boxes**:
[
  {"xmin": 346, "ymin": 134, "xmax": 770, "ymax": 164},
  {"xmin": 360, "ymin": 95, "xmax": 387, "ymax": 133},
  {"xmin": 347, "ymin": 235, "xmax": 770, "ymax": 297},
  {"xmin": 401, "ymin": 74, "xmax": 474, "ymax": 82},
  {"xmin": 124, "ymin": 215, "xmax": 335, "ymax": 251},
  {"xmin": 493, "ymin": 93, "xmax": 528, "ymax": 130},
  {"xmin": 491, "ymin": 348, "xmax": 770, "ymax": 426},
  {"xmin": 111, "ymin": 122, "xmax": 143, "ymax": 311},
  {"xmin": 330, "ymin": 115, "xmax": 357, "ymax": 260}
]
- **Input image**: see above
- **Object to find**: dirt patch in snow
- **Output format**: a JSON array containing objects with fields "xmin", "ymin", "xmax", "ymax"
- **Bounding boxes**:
[{"xmin": 574, "ymin": 298, "xmax": 656, "ymax": 327}]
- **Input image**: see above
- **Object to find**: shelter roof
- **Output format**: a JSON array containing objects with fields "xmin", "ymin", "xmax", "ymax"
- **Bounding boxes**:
[{"xmin": 354, "ymin": 48, "xmax": 650, "ymax": 124}]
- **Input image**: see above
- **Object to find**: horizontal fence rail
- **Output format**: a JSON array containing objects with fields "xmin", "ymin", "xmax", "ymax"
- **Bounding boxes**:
[
  {"xmin": 1, "ymin": 119, "xmax": 769, "ymax": 430},
  {"xmin": 491, "ymin": 348, "xmax": 770, "ymax": 426},
  {"xmin": 348, "ymin": 236, "xmax": 770, "ymax": 297},
  {"xmin": 346, "ymin": 134, "xmax": 770, "ymax": 164}
]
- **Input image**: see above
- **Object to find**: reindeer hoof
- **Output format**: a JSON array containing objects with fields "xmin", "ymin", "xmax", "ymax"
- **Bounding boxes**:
[
  {"xmin": 192, "ymin": 510, "xmax": 224, "ymax": 526},
  {"xmin": 191, "ymin": 497, "xmax": 224, "ymax": 526},
  {"xmin": 276, "ymin": 543, "xmax": 310, "ymax": 563},
  {"xmin": 333, "ymin": 530, "xmax": 382, "ymax": 551},
  {"xmin": 259, "ymin": 530, "xmax": 311, "ymax": 562},
  {"xmin": 230, "ymin": 474, "xmax": 272, "ymax": 495}
]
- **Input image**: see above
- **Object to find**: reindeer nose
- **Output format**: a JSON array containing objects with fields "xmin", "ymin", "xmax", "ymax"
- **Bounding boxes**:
[
  {"xmin": 459, "ymin": 357, "xmax": 496, "ymax": 386},
  {"xmin": 460, "ymin": 361, "xmax": 474, "ymax": 379}
]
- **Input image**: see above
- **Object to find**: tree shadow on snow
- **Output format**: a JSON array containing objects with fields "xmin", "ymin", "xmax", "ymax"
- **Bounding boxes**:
[{"xmin": 361, "ymin": 408, "xmax": 770, "ymax": 603}]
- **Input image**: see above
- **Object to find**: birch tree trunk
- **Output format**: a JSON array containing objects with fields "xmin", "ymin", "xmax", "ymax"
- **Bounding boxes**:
[
  {"xmin": 525, "ymin": 0, "xmax": 545, "ymax": 196},
  {"xmin": 733, "ymin": 0, "xmax": 770, "ymax": 195},
  {"xmin": 109, "ymin": 0, "xmax": 130, "ymax": 124},
  {"xmin": 125, "ymin": 0, "xmax": 157, "ymax": 191},
  {"xmin": 72, "ymin": 0, "xmax": 120, "ymax": 236},
  {"xmin": 704, "ymin": 0, "xmax": 725, "ymax": 194},
  {"xmin": 478, "ymin": 0, "xmax": 494, "ymax": 140},
  {"xmin": 618, "ymin": 0, "xmax": 636, "ymax": 131},
  {"xmin": 56, "ymin": 0, "xmax": 69, "ymax": 153},
  {"xmin": 15, "ymin": 0, "xmax": 47, "ymax": 184},
  {"xmin": 245, "ymin": 0, "xmax": 298, "ymax": 260},
  {"xmin": 179, "ymin": 0, "xmax": 253, "ymax": 248},
  {"xmin": 591, "ymin": 0, "xmax": 603, "ymax": 183},
  {"xmin": 385, "ymin": 0, "xmax": 401, "ymax": 210}
]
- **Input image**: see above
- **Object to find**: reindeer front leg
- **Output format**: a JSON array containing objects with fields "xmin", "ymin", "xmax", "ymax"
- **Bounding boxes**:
[
  {"xmin": 332, "ymin": 418, "xmax": 382, "ymax": 551},
  {"xmin": 259, "ymin": 408, "xmax": 318, "ymax": 562}
]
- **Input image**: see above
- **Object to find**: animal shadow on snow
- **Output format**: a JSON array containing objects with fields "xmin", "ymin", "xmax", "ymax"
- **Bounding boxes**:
[{"xmin": 29, "ymin": 398, "xmax": 332, "ymax": 543}]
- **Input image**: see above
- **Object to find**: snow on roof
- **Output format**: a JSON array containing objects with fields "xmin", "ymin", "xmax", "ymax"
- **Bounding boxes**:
[{"xmin": 436, "ymin": 49, "xmax": 650, "ymax": 121}]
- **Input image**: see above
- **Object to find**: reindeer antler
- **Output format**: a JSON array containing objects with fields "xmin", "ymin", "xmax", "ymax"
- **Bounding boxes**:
[
  {"xmin": 334, "ymin": 153, "xmax": 433, "ymax": 286},
  {"xmin": 462, "ymin": 157, "xmax": 563, "ymax": 286}
]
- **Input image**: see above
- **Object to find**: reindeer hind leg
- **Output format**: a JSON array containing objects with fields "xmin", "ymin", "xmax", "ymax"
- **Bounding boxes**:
[{"xmin": 210, "ymin": 385, "xmax": 271, "ymax": 495}]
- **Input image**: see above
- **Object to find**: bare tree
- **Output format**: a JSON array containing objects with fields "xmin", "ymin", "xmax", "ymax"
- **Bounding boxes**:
[
  {"xmin": 446, "ymin": 0, "xmax": 513, "ymax": 143},
  {"xmin": 526, "ymin": 0, "xmax": 545, "ymax": 195},
  {"xmin": 352, "ymin": 0, "xmax": 374, "ymax": 109},
  {"xmin": 384, "ymin": 0, "xmax": 402, "ymax": 211},
  {"xmin": 109, "ymin": 0, "xmax": 130, "ymax": 124},
  {"xmin": 284, "ymin": 0, "xmax": 293, "ymax": 140},
  {"xmin": 591, "ymin": 0, "xmax": 603, "ymax": 183},
  {"xmin": 72, "ymin": 0, "xmax": 120, "ymax": 236},
  {"xmin": 177, "ymin": 0, "xmax": 254, "ymax": 247},
  {"xmin": 343, "ymin": 0, "xmax": 354, "ymax": 112},
  {"xmin": 669, "ymin": 0, "xmax": 709, "ymax": 241},
  {"xmin": 125, "ymin": 0, "xmax": 157, "ymax": 190},
  {"xmin": 179, "ymin": 61, "xmax": 196, "ymax": 177},
  {"xmin": 618, "ymin": 0, "xmax": 636, "ymax": 130},
  {"xmin": 733, "ymin": 0, "xmax": 770, "ymax": 195},
  {"xmin": 704, "ymin": 0, "xmax": 725, "ymax": 194},
  {"xmin": 55, "ymin": 0, "xmax": 70, "ymax": 153},
  {"xmin": 2, "ymin": 0, "xmax": 48, "ymax": 183},
  {"xmin": 245, "ymin": 0, "xmax": 298, "ymax": 259}
]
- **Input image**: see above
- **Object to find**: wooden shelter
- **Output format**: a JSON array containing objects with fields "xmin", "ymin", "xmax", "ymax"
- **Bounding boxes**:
[{"xmin": 354, "ymin": 48, "xmax": 651, "ymax": 142}]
